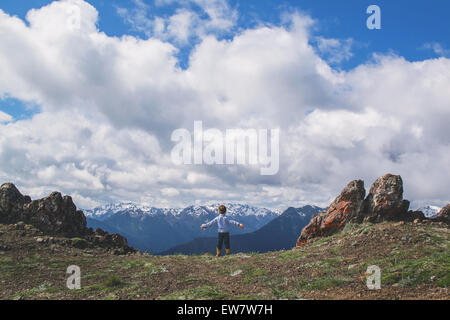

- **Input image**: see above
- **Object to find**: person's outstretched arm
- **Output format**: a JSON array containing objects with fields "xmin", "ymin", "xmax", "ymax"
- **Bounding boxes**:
[
  {"xmin": 229, "ymin": 219, "xmax": 244, "ymax": 229},
  {"xmin": 200, "ymin": 216, "xmax": 218, "ymax": 229}
]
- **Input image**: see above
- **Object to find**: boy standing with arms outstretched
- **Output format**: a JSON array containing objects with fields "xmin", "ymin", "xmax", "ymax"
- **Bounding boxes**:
[{"xmin": 200, "ymin": 205, "xmax": 244, "ymax": 257}]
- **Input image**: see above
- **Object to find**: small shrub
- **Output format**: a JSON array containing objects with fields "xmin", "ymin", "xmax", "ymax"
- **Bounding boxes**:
[
  {"xmin": 104, "ymin": 275, "xmax": 126, "ymax": 288},
  {"xmin": 71, "ymin": 238, "xmax": 88, "ymax": 249}
]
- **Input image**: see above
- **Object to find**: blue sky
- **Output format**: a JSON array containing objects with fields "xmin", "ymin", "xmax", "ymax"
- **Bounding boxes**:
[
  {"xmin": 0, "ymin": 0, "xmax": 449, "ymax": 209},
  {"xmin": 1, "ymin": 0, "xmax": 449, "ymax": 121},
  {"xmin": 1, "ymin": 0, "xmax": 449, "ymax": 66}
]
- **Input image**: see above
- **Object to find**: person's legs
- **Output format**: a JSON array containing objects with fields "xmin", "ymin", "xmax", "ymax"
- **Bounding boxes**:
[
  {"xmin": 217, "ymin": 233, "xmax": 224, "ymax": 256},
  {"xmin": 224, "ymin": 232, "xmax": 230, "ymax": 255}
]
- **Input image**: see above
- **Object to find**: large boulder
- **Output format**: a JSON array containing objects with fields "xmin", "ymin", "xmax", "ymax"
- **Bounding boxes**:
[
  {"xmin": 297, "ymin": 180, "xmax": 365, "ymax": 246},
  {"xmin": 1, "ymin": 185, "xmax": 86, "ymax": 237},
  {"xmin": 434, "ymin": 204, "xmax": 450, "ymax": 224},
  {"xmin": 360, "ymin": 174, "xmax": 412, "ymax": 223},
  {"xmin": 0, "ymin": 183, "xmax": 136, "ymax": 253},
  {"xmin": 0, "ymin": 183, "xmax": 31, "ymax": 223},
  {"xmin": 296, "ymin": 174, "xmax": 428, "ymax": 247},
  {"xmin": 86, "ymin": 228, "xmax": 134, "ymax": 253},
  {"xmin": 22, "ymin": 191, "xmax": 87, "ymax": 238}
]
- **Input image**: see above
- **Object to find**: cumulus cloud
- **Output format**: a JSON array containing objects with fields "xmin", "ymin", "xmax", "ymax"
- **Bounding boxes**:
[
  {"xmin": 0, "ymin": 110, "xmax": 12, "ymax": 123},
  {"xmin": 117, "ymin": 0, "xmax": 237, "ymax": 44},
  {"xmin": 313, "ymin": 37, "xmax": 354, "ymax": 64},
  {"xmin": 0, "ymin": 0, "xmax": 449, "ymax": 210}
]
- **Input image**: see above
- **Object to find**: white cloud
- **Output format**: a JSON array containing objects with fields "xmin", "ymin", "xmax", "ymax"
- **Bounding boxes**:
[
  {"xmin": 0, "ymin": 110, "xmax": 13, "ymax": 123},
  {"xmin": 190, "ymin": 0, "xmax": 237, "ymax": 31},
  {"xmin": 166, "ymin": 9, "xmax": 196, "ymax": 44},
  {"xmin": 161, "ymin": 187, "xmax": 180, "ymax": 197},
  {"xmin": 313, "ymin": 37, "xmax": 354, "ymax": 64},
  {"xmin": 117, "ymin": 0, "xmax": 237, "ymax": 44},
  {"xmin": 423, "ymin": 42, "xmax": 450, "ymax": 57},
  {"xmin": 0, "ymin": 1, "xmax": 449, "ymax": 210}
]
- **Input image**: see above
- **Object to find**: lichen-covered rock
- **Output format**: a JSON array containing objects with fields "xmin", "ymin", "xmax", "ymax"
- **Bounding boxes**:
[
  {"xmin": 296, "ymin": 174, "xmax": 431, "ymax": 247},
  {"xmin": 434, "ymin": 204, "xmax": 450, "ymax": 224},
  {"xmin": 22, "ymin": 192, "xmax": 87, "ymax": 238},
  {"xmin": 0, "ymin": 183, "xmax": 136, "ymax": 254},
  {"xmin": 360, "ymin": 174, "xmax": 412, "ymax": 223},
  {"xmin": 297, "ymin": 180, "xmax": 365, "ymax": 246}
]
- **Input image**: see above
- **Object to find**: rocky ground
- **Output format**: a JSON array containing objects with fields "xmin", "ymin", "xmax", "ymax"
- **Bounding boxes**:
[{"xmin": 1, "ymin": 219, "xmax": 448, "ymax": 300}]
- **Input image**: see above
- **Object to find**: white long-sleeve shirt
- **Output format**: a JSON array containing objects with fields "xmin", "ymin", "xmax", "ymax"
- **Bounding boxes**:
[{"xmin": 201, "ymin": 214, "xmax": 241, "ymax": 233}]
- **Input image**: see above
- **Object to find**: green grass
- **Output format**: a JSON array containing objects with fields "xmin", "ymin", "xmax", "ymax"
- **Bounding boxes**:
[
  {"xmin": 342, "ymin": 222, "xmax": 373, "ymax": 236},
  {"xmin": 298, "ymin": 276, "xmax": 353, "ymax": 291},
  {"xmin": 366, "ymin": 245, "xmax": 450, "ymax": 288},
  {"xmin": 11, "ymin": 282, "xmax": 54, "ymax": 299},
  {"xmin": 234, "ymin": 293, "xmax": 269, "ymax": 300},
  {"xmin": 23, "ymin": 254, "xmax": 46, "ymax": 264},
  {"xmin": 83, "ymin": 270, "xmax": 110, "ymax": 279},
  {"xmin": 240, "ymin": 266, "xmax": 269, "ymax": 284},
  {"xmin": 328, "ymin": 246, "xmax": 343, "ymax": 256},
  {"xmin": 126, "ymin": 287, "xmax": 155, "ymax": 298},
  {"xmin": 271, "ymin": 287, "xmax": 302, "ymax": 299},
  {"xmin": 277, "ymin": 249, "xmax": 310, "ymax": 262},
  {"xmin": 47, "ymin": 258, "xmax": 67, "ymax": 270},
  {"xmin": 177, "ymin": 277, "xmax": 203, "ymax": 284},
  {"xmin": 158, "ymin": 285, "xmax": 229, "ymax": 300},
  {"xmin": 0, "ymin": 256, "xmax": 13, "ymax": 265},
  {"xmin": 382, "ymin": 250, "xmax": 449, "ymax": 287},
  {"xmin": 71, "ymin": 238, "xmax": 88, "ymax": 248},
  {"xmin": 65, "ymin": 274, "xmax": 127, "ymax": 296},
  {"xmin": 323, "ymin": 257, "xmax": 345, "ymax": 266},
  {"xmin": 249, "ymin": 268, "xmax": 268, "ymax": 277},
  {"xmin": 118, "ymin": 259, "xmax": 145, "ymax": 270},
  {"xmin": 135, "ymin": 261, "xmax": 168, "ymax": 276},
  {"xmin": 103, "ymin": 275, "xmax": 126, "ymax": 288}
]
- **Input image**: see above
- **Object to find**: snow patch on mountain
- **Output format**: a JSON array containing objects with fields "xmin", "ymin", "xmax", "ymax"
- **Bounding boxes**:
[
  {"xmin": 417, "ymin": 205, "xmax": 442, "ymax": 218},
  {"xmin": 294, "ymin": 205, "xmax": 325, "ymax": 217}
]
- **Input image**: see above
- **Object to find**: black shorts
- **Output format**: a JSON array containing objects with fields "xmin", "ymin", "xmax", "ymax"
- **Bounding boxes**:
[{"xmin": 217, "ymin": 232, "xmax": 230, "ymax": 249}]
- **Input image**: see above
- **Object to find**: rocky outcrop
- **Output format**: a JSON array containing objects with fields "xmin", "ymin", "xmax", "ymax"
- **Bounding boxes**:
[
  {"xmin": 22, "ymin": 192, "xmax": 87, "ymax": 238},
  {"xmin": 296, "ymin": 180, "xmax": 365, "ymax": 246},
  {"xmin": 0, "ymin": 183, "xmax": 135, "ymax": 254},
  {"xmin": 86, "ymin": 228, "xmax": 129, "ymax": 249},
  {"xmin": 297, "ymin": 174, "xmax": 428, "ymax": 246},
  {"xmin": 434, "ymin": 204, "xmax": 450, "ymax": 224},
  {"xmin": 360, "ymin": 174, "xmax": 413, "ymax": 223},
  {"xmin": 0, "ymin": 183, "xmax": 31, "ymax": 224}
]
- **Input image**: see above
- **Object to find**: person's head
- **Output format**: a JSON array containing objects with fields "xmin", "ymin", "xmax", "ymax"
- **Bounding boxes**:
[{"xmin": 218, "ymin": 205, "xmax": 227, "ymax": 215}]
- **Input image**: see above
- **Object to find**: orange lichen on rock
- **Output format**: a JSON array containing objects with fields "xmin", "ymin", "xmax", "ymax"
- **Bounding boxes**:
[
  {"xmin": 297, "ymin": 180, "xmax": 365, "ymax": 246},
  {"xmin": 296, "ymin": 174, "xmax": 428, "ymax": 247}
]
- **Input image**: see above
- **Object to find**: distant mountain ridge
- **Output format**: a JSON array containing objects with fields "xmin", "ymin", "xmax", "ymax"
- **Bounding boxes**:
[
  {"xmin": 85, "ymin": 203, "xmax": 282, "ymax": 253},
  {"xmin": 84, "ymin": 202, "xmax": 281, "ymax": 220},
  {"xmin": 161, "ymin": 205, "xmax": 325, "ymax": 255},
  {"xmin": 84, "ymin": 202, "xmax": 181, "ymax": 221}
]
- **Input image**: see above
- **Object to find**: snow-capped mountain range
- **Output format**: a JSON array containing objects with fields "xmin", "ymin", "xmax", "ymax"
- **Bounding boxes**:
[
  {"xmin": 84, "ymin": 202, "xmax": 180, "ymax": 221},
  {"xmin": 417, "ymin": 205, "xmax": 441, "ymax": 218},
  {"xmin": 162, "ymin": 205, "xmax": 326, "ymax": 255},
  {"xmin": 84, "ymin": 202, "xmax": 282, "ymax": 221},
  {"xmin": 83, "ymin": 202, "xmax": 283, "ymax": 253}
]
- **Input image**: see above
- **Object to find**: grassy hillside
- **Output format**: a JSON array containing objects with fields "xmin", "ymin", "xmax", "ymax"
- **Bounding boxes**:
[{"xmin": 0, "ymin": 220, "xmax": 448, "ymax": 300}]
